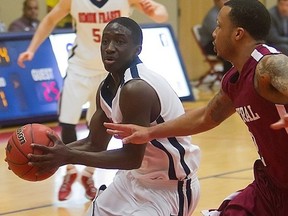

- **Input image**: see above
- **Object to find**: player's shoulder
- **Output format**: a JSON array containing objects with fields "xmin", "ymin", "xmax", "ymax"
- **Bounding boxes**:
[
  {"xmin": 257, "ymin": 53, "xmax": 288, "ymax": 76},
  {"xmin": 122, "ymin": 79, "xmax": 151, "ymax": 92},
  {"xmin": 121, "ymin": 79, "xmax": 157, "ymax": 99}
]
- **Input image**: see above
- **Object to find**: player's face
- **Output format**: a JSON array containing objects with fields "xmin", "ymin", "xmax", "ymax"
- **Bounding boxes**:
[
  {"xmin": 213, "ymin": 6, "xmax": 235, "ymax": 62},
  {"xmin": 101, "ymin": 23, "xmax": 140, "ymax": 74}
]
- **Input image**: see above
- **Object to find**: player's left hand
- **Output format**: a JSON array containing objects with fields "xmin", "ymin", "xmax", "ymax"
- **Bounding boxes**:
[{"xmin": 270, "ymin": 114, "xmax": 288, "ymax": 130}]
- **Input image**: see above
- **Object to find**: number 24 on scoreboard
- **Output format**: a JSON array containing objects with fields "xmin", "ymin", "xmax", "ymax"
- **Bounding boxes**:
[{"xmin": 0, "ymin": 47, "xmax": 10, "ymax": 65}]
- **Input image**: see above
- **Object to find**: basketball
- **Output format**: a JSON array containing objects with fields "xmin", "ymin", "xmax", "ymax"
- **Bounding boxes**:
[{"xmin": 5, "ymin": 123, "xmax": 58, "ymax": 181}]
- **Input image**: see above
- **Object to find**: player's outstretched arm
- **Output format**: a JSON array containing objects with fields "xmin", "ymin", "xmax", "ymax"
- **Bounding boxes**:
[
  {"xmin": 271, "ymin": 114, "xmax": 288, "ymax": 130},
  {"xmin": 104, "ymin": 122, "xmax": 151, "ymax": 144},
  {"xmin": 131, "ymin": 0, "xmax": 168, "ymax": 23},
  {"xmin": 105, "ymin": 89, "xmax": 236, "ymax": 144},
  {"xmin": 17, "ymin": 0, "xmax": 71, "ymax": 68}
]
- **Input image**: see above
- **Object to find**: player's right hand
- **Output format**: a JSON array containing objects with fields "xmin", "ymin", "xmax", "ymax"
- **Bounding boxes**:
[
  {"xmin": 104, "ymin": 122, "xmax": 151, "ymax": 144},
  {"xmin": 17, "ymin": 51, "xmax": 34, "ymax": 68},
  {"xmin": 270, "ymin": 114, "xmax": 288, "ymax": 130},
  {"xmin": 28, "ymin": 131, "xmax": 68, "ymax": 174}
]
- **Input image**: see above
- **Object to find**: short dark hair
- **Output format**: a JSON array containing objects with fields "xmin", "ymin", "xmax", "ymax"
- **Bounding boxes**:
[
  {"xmin": 225, "ymin": 0, "xmax": 271, "ymax": 40},
  {"xmin": 106, "ymin": 17, "xmax": 143, "ymax": 46}
]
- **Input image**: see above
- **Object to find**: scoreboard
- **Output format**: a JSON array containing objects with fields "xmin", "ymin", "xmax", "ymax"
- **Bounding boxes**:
[
  {"xmin": 0, "ymin": 25, "xmax": 194, "ymax": 127},
  {"xmin": 0, "ymin": 32, "xmax": 63, "ymax": 126}
]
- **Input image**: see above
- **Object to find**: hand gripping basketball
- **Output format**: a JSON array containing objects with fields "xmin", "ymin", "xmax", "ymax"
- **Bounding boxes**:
[{"xmin": 5, "ymin": 123, "xmax": 59, "ymax": 181}]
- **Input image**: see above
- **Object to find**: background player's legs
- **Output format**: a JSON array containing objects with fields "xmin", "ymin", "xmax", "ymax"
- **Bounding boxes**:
[
  {"xmin": 79, "ymin": 72, "xmax": 108, "ymax": 200},
  {"xmin": 79, "ymin": 73, "xmax": 107, "ymax": 200},
  {"xmin": 57, "ymin": 72, "xmax": 98, "ymax": 201},
  {"xmin": 61, "ymin": 123, "xmax": 77, "ymax": 144},
  {"xmin": 58, "ymin": 123, "xmax": 78, "ymax": 201},
  {"xmin": 81, "ymin": 166, "xmax": 97, "ymax": 200}
]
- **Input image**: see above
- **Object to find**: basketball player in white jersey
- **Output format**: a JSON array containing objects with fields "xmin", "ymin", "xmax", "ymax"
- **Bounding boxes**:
[
  {"xmin": 17, "ymin": 0, "xmax": 168, "ymax": 201},
  {"xmin": 28, "ymin": 17, "xmax": 200, "ymax": 215}
]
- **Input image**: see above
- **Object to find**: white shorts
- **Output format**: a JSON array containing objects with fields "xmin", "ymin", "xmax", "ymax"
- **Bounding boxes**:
[
  {"xmin": 58, "ymin": 69, "xmax": 107, "ymax": 125},
  {"xmin": 85, "ymin": 170, "xmax": 200, "ymax": 216}
]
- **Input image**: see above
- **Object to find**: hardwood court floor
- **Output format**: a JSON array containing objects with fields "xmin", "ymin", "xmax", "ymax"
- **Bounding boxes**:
[{"xmin": 0, "ymin": 89, "xmax": 258, "ymax": 216}]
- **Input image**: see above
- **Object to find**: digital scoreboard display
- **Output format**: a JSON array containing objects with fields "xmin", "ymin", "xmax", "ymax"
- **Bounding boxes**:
[
  {"xmin": 0, "ymin": 32, "xmax": 63, "ymax": 126},
  {"xmin": 0, "ymin": 24, "xmax": 194, "ymax": 127}
]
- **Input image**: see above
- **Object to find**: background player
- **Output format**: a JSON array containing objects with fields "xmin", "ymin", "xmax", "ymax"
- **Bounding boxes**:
[
  {"xmin": 28, "ymin": 17, "xmax": 201, "ymax": 216},
  {"xmin": 104, "ymin": 0, "xmax": 288, "ymax": 215},
  {"xmin": 17, "ymin": 0, "xmax": 168, "ymax": 201}
]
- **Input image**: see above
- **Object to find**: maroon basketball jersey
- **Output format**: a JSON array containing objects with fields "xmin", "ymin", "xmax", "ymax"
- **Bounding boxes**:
[{"xmin": 222, "ymin": 44, "xmax": 288, "ymax": 188}]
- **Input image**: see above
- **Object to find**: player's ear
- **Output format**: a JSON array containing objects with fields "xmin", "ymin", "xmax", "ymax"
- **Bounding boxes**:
[
  {"xmin": 135, "ymin": 45, "xmax": 142, "ymax": 56},
  {"xmin": 235, "ymin": 27, "xmax": 244, "ymax": 40}
]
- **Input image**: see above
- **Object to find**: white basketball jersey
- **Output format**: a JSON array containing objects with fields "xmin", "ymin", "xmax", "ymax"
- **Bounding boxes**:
[
  {"xmin": 69, "ymin": 0, "xmax": 131, "ymax": 76},
  {"xmin": 100, "ymin": 58, "xmax": 201, "ymax": 181}
]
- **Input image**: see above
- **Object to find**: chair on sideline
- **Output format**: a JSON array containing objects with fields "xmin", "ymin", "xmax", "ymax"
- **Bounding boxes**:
[{"xmin": 191, "ymin": 24, "xmax": 224, "ymax": 90}]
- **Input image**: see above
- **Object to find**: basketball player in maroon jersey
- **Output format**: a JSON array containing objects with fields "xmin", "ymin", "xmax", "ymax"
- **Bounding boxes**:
[{"xmin": 104, "ymin": 0, "xmax": 288, "ymax": 215}]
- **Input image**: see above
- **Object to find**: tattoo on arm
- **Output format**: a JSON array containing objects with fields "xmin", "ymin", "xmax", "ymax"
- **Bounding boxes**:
[
  {"xmin": 207, "ymin": 90, "xmax": 234, "ymax": 124},
  {"xmin": 258, "ymin": 55, "xmax": 288, "ymax": 94}
]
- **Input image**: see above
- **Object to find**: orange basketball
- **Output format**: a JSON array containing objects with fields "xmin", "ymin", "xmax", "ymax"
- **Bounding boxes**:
[{"xmin": 5, "ymin": 123, "xmax": 58, "ymax": 181}]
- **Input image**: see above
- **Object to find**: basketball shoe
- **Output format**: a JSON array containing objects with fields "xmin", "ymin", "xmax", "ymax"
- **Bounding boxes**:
[
  {"xmin": 81, "ymin": 175, "xmax": 97, "ymax": 200},
  {"xmin": 58, "ymin": 172, "xmax": 78, "ymax": 201}
]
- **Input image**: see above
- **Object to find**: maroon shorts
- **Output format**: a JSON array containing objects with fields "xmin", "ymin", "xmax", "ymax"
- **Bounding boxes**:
[{"xmin": 219, "ymin": 160, "xmax": 288, "ymax": 216}]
